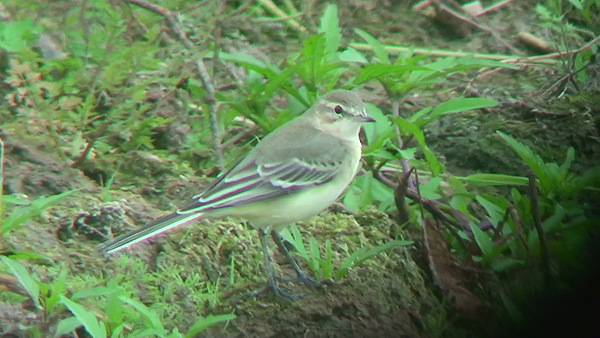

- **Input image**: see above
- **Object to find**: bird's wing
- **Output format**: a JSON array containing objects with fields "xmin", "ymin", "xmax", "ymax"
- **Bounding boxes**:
[
  {"xmin": 174, "ymin": 118, "xmax": 352, "ymax": 214},
  {"xmin": 176, "ymin": 156, "xmax": 341, "ymax": 214}
]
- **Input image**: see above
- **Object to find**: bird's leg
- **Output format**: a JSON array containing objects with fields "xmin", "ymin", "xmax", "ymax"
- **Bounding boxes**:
[
  {"xmin": 256, "ymin": 228, "xmax": 301, "ymax": 299},
  {"xmin": 271, "ymin": 229, "xmax": 321, "ymax": 288}
]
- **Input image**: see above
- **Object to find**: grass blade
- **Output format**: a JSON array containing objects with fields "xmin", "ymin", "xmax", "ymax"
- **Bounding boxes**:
[
  {"xmin": 185, "ymin": 314, "xmax": 236, "ymax": 338},
  {"xmin": 1, "ymin": 256, "xmax": 40, "ymax": 309},
  {"xmin": 60, "ymin": 295, "xmax": 107, "ymax": 338}
]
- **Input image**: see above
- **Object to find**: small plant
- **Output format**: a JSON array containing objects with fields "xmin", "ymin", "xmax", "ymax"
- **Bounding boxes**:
[
  {"xmin": 0, "ymin": 256, "xmax": 235, "ymax": 337},
  {"xmin": 280, "ymin": 225, "xmax": 413, "ymax": 282},
  {"xmin": 533, "ymin": 0, "xmax": 598, "ymax": 87},
  {"xmin": 496, "ymin": 131, "xmax": 600, "ymax": 199},
  {"xmin": 454, "ymin": 132, "xmax": 600, "ymax": 268},
  {"xmin": 1, "ymin": 189, "xmax": 80, "ymax": 237}
]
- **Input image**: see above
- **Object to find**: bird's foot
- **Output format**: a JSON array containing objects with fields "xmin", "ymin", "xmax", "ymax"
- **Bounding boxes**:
[
  {"xmin": 246, "ymin": 279, "xmax": 304, "ymax": 300},
  {"xmin": 269, "ymin": 282, "xmax": 304, "ymax": 300},
  {"xmin": 276, "ymin": 271, "xmax": 322, "ymax": 288}
]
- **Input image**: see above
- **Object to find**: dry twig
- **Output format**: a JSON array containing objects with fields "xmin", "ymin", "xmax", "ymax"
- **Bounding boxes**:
[
  {"xmin": 256, "ymin": 0, "xmax": 307, "ymax": 34},
  {"xmin": 349, "ymin": 43, "xmax": 549, "ymax": 63},
  {"xmin": 476, "ymin": 0, "xmax": 517, "ymax": 17},
  {"xmin": 504, "ymin": 36, "xmax": 600, "ymax": 64},
  {"xmin": 472, "ymin": 36, "xmax": 600, "ymax": 84},
  {"xmin": 378, "ymin": 170, "xmax": 469, "ymax": 232},
  {"xmin": 516, "ymin": 32, "xmax": 555, "ymax": 53}
]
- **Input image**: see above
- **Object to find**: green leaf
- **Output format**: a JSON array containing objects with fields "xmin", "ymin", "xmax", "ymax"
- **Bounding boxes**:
[
  {"xmin": 355, "ymin": 28, "xmax": 390, "ymax": 64},
  {"xmin": 459, "ymin": 174, "xmax": 528, "ymax": 186},
  {"xmin": 356, "ymin": 240, "xmax": 413, "ymax": 265},
  {"xmin": 103, "ymin": 289, "xmax": 125, "ymax": 327},
  {"xmin": 1, "ymin": 250, "xmax": 51, "ymax": 262},
  {"xmin": 335, "ymin": 240, "xmax": 413, "ymax": 281},
  {"xmin": 408, "ymin": 107, "xmax": 433, "ymax": 123},
  {"xmin": 363, "ymin": 102, "xmax": 393, "ymax": 145},
  {"xmin": 309, "ymin": 237, "xmax": 321, "ymax": 279},
  {"xmin": 360, "ymin": 171, "xmax": 374, "ymax": 208},
  {"xmin": 430, "ymin": 97, "xmax": 499, "ymax": 119},
  {"xmin": 1, "ymin": 189, "xmax": 81, "ymax": 235},
  {"xmin": 185, "ymin": 314, "xmax": 236, "ymax": 338},
  {"xmin": 398, "ymin": 147, "xmax": 417, "ymax": 160},
  {"xmin": 370, "ymin": 177, "xmax": 396, "ymax": 212},
  {"xmin": 338, "ymin": 47, "xmax": 368, "ymax": 63},
  {"xmin": 560, "ymin": 147, "xmax": 575, "ymax": 177},
  {"xmin": 319, "ymin": 4, "xmax": 340, "ymax": 57},
  {"xmin": 219, "ymin": 51, "xmax": 278, "ymax": 77},
  {"xmin": 419, "ymin": 177, "xmax": 443, "ymax": 200},
  {"xmin": 542, "ymin": 203, "xmax": 567, "ymax": 232},
  {"xmin": 475, "ymin": 195, "xmax": 505, "ymax": 227},
  {"xmin": 322, "ymin": 64, "xmax": 348, "ymax": 92},
  {"xmin": 363, "ymin": 127, "xmax": 396, "ymax": 155},
  {"xmin": 321, "ymin": 240, "xmax": 334, "ymax": 279},
  {"xmin": 60, "ymin": 295, "xmax": 107, "ymax": 338},
  {"xmin": 363, "ymin": 148, "xmax": 394, "ymax": 160},
  {"xmin": 469, "ymin": 223, "xmax": 494, "ymax": 257},
  {"xmin": 46, "ymin": 268, "xmax": 68, "ymax": 314},
  {"xmin": 497, "ymin": 132, "xmax": 547, "ymax": 176},
  {"xmin": 1, "ymin": 194, "xmax": 32, "ymax": 206},
  {"xmin": 571, "ymin": 165, "xmax": 600, "ymax": 192},
  {"xmin": 500, "ymin": 292, "xmax": 525, "ymax": 324},
  {"xmin": 395, "ymin": 118, "xmax": 443, "ymax": 176},
  {"xmin": 262, "ymin": 66, "xmax": 301, "ymax": 103},
  {"xmin": 0, "ymin": 20, "xmax": 41, "ymax": 52},
  {"xmin": 294, "ymin": 33, "xmax": 339, "ymax": 90},
  {"xmin": 343, "ymin": 185, "xmax": 362, "ymax": 212},
  {"xmin": 492, "ymin": 258, "xmax": 526, "ymax": 272},
  {"xmin": 453, "ymin": 56, "xmax": 520, "ymax": 69},
  {"xmin": 450, "ymin": 195, "xmax": 474, "ymax": 220},
  {"xmin": 280, "ymin": 225, "xmax": 309, "ymax": 261},
  {"xmin": 55, "ymin": 317, "xmax": 82, "ymax": 337},
  {"xmin": 496, "ymin": 131, "xmax": 570, "ymax": 197},
  {"xmin": 118, "ymin": 296, "xmax": 164, "ymax": 330},
  {"xmin": 110, "ymin": 324, "xmax": 125, "ymax": 338},
  {"xmin": 1, "ymin": 256, "xmax": 40, "ymax": 309},
  {"xmin": 337, "ymin": 249, "xmax": 365, "ymax": 280},
  {"xmin": 448, "ymin": 176, "xmax": 469, "ymax": 194}
]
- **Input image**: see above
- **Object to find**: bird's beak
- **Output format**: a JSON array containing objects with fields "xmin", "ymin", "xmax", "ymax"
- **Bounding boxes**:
[{"xmin": 356, "ymin": 115, "xmax": 376, "ymax": 123}]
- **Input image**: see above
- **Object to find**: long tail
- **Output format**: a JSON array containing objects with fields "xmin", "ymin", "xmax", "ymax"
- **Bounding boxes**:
[{"xmin": 97, "ymin": 211, "xmax": 204, "ymax": 255}]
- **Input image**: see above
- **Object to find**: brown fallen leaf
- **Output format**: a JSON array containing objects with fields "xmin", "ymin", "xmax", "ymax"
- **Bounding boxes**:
[{"xmin": 423, "ymin": 218, "xmax": 488, "ymax": 324}]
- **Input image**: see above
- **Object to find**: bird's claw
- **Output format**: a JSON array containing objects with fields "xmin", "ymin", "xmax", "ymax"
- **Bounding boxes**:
[
  {"xmin": 276, "ymin": 273, "xmax": 322, "ymax": 288},
  {"xmin": 246, "ymin": 282, "xmax": 304, "ymax": 300}
]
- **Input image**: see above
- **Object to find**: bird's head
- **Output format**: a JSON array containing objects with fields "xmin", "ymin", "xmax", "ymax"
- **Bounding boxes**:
[{"xmin": 309, "ymin": 90, "xmax": 375, "ymax": 138}]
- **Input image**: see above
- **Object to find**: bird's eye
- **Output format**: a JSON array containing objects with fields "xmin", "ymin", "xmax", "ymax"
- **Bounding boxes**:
[{"xmin": 333, "ymin": 105, "xmax": 344, "ymax": 115}]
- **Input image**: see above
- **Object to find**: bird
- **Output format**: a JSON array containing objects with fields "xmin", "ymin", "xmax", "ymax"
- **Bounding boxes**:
[{"xmin": 98, "ymin": 90, "xmax": 375, "ymax": 298}]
